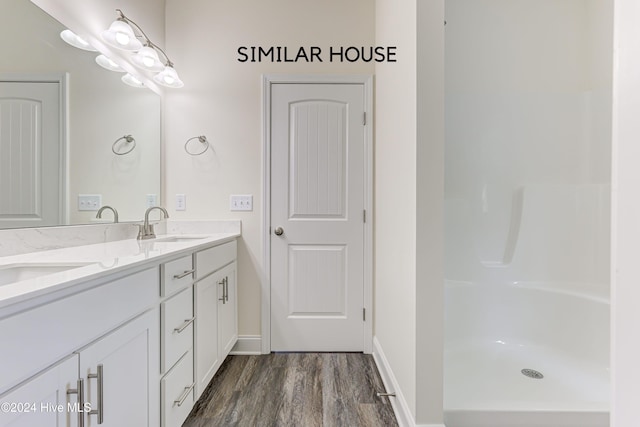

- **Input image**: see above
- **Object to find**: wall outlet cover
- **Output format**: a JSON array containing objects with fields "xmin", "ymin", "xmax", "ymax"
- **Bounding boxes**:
[
  {"xmin": 78, "ymin": 194, "xmax": 102, "ymax": 211},
  {"xmin": 230, "ymin": 195, "xmax": 253, "ymax": 211},
  {"xmin": 176, "ymin": 194, "xmax": 186, "ymax": 211}
]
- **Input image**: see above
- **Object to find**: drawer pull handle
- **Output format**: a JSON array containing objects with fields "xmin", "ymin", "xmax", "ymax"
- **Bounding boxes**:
[
  {"xmin": 174, "ymin": 382, "xmax": 195, "ymax": 407},
  {"xmin": 218, "ymin": 278, "xmax": 226, "ymax": 303},
  {"xmin": 87, "ymin": 364, "xmax": 104, "ymax": 424},
  {"xmin": 174, "ymin": 317, "xmax": 195, "ymax": 333},
  {"xmin": 173, "ymin": 269, "xmax": 195, "ymax": 280},
  {"xmin": 67, "ymin": 378, "xmax": 85, "ymax": 427}
]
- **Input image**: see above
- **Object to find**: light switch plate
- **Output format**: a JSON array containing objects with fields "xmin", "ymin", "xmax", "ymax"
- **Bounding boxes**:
[
  {"xmin": 78, "ymin": 194, "xmax": 101, "ymax": 211},
  {"xmin": 230, "ymin": 195, "xmax": 253, "ymax": 211}
]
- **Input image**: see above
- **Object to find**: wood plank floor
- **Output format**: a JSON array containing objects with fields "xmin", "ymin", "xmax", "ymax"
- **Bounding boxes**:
[{"xmin": 183, "ymin": 353, "xmax": 399, "ymax": 427}]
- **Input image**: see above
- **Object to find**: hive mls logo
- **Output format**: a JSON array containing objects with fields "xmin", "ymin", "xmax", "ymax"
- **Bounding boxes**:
[{"xmin": 237, "ymin": 46, "xmax": 397, "ymax": 63}]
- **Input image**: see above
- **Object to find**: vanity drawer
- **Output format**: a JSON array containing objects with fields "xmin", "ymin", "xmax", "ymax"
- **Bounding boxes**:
[
  {"xmin": 161, "ymin": 350, "xmax": 194, "ymax": 427},
  {"xmin": 161, "ymin": 254, "xmax": 194, "ymax": 296},
  {"xmin": 161, "ymin": 286, "xmax": 193, "ymax": 373},
  {"xmin": 195, "ymin": 240, "xmax": 237, "ymax": 279}
]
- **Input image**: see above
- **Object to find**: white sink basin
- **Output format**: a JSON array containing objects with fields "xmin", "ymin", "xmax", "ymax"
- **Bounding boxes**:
[
  {"xmin": 0, "ymin": 263, "xmax": 91, "ymax": 286},
  {"xmin": 152, "ymin": 236, "xmax": 207, "ymax": 243}
]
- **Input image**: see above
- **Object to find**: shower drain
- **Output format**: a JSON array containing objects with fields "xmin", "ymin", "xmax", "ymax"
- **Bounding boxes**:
[{"xmin": 521, "ymin": 368, "xmax": 544, "ymax": 379}]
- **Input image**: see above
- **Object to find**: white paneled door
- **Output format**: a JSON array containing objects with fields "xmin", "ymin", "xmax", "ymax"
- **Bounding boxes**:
[
  {"xmin": 270, "ymin": 83, "xmax": 366, "ymax": 351},
  {"xmin": 0, "ymin": 81, "xmax": 62, "ymax": 228}
]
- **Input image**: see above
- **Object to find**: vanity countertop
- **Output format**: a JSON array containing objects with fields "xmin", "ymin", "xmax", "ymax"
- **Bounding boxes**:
[{"xmin": 0, "ymin": 232, "xmax": 240, "ymax": 312}]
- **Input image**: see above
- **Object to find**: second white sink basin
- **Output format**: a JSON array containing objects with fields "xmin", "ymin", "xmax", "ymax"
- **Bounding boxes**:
[{"xmin": 0, "ymin": 263, "xmax": 91, "ymax": 287}]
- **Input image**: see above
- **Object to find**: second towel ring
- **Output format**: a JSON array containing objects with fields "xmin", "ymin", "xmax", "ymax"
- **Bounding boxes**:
[
  {"xmin": 185, "ymin": 135, "xmax": 210, "ymax": 156},
  {"xmin": 112, "ymin": 135, "xmax": 136, "ymax": 155}
]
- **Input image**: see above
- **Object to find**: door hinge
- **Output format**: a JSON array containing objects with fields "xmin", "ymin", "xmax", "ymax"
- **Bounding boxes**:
[
  {"xmin": 363, "ymin": 308, "xmax": 366, "ymax": 321},
  {"xmin": 363, "ymin": 209, "xmax": 366, "ymax": 223},
  {"xmin": 363, "ymin": 112, "xmax": 367, "ymax": 126}
]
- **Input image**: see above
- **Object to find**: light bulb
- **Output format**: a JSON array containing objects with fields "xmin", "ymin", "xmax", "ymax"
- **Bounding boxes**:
[
  {"xmin": 101, "ymin": 19, "xmax": 142, "ymax": 51},
  {"xmin": 153, "ymin": 64, "xmax": 184, "ymax": 88},
  {"xmin": 115, "ymin": 32, "xmax": 130, "ymax": 46}
]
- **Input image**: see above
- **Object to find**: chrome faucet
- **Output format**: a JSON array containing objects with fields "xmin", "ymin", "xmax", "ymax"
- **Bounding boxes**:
[
  {"xmin": 138, "ymin": 206, "xmax": 169, "ymax": 240},
  {"xmin": 96, "ymin": 205, "xmax": 119, "ymax": 223}
]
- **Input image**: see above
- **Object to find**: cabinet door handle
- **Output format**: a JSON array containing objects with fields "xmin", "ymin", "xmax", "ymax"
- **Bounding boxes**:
[
  {"xmin": 87, "ymin": 364, "xmax": 104, "ymax": 424},
  {"xmin": 174, "ymin": 382, "xmax": 195, "ymax": 407},
  {"xmin": 174, "ymin": 317, "xmax": 195, "ymax": 333},
  {"xmin": 173, "ymin": 269, "xmax": 195, "ymax": 279},
  {"xmin": 67, "ymin": 378, "xmax": 85, "ymax": 427},
  {"xmin": 218, "ymin": 279, "xmax": 226, "ymax": 304},
  {"xmin": 224, "ymin": 276, "xmax": 229, "ymax": 302}
]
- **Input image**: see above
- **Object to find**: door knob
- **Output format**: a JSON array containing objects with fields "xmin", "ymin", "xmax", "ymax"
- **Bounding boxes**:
[{"xmin": 274, "ymin": 227, "xmax": 284, "ymax": 236}]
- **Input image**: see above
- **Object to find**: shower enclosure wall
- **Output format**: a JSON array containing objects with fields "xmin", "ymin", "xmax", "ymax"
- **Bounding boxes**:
[{"xmin": 444, "ymin": 1, "xmax": 612, "ymax": 426}]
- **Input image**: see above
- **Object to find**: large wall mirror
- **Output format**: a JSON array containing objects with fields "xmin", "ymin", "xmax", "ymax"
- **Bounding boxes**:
[{"xmin": 0, "ymin": 0, "xmax": 161, "ymax": 229}]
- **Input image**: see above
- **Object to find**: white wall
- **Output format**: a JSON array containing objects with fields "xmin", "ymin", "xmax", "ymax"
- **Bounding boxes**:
[
  {"xmin": 374, "ymin": 0, "xmax": 417, "ymax": 418},
  {"xmin": 163, "ymin": 0, "xmax": 374, "ymax": 337},
  {"xmin": 611, "ymin": 0, "xmax": 640, "ymax": 424}
]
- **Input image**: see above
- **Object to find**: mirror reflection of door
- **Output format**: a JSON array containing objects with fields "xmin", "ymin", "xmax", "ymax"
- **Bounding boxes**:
[{"xmin": 0, "ymin": 79, "xmax": 63, "ymax": 228}]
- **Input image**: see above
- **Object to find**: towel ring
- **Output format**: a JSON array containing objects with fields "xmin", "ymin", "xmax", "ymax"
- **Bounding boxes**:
[
  {"xmin": 184, "ymin": 135, "xmax": 210, "ymax": 156},
  {"xmin": 112, "ymin": 135, "xmax": 136, "ymax": 155}
]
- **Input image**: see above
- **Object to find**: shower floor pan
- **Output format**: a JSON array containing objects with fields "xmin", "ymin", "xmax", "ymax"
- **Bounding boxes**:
[{"xmin": 444, "ymin": 339, "xmax": 609, "ymax": 427}]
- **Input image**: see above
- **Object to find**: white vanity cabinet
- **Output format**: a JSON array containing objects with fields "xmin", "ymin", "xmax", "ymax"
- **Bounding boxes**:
[
  {"xmin": 217, "ymin": 262, "xmax": 238, "ymax": 360},
  {"xmin": 0, "ymin": 268, "xmax": 159, "ymax": 427},
  {"xmin": 0, "ymin": 355, "xmax": 79, "ymax": 427},
  {"xmin": 159, "ymin": 256, "xmax": 195, "ymax": 427},
  {"xmin": 0, "ymin": 234, "xmax": 239, "ymax": 427},
  {"xmin": 77, "ymin": 309, "xmax": 158, "ymax": 427},
  {"xmin": 194, "ymin": 240, "xmax": 238, "ymax": 398}
]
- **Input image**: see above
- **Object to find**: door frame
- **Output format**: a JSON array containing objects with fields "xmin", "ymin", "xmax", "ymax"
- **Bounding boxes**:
[
  {"xmin": 0, "ymin": 72, "xmax": 69, "ymax": 225},
  {"xmin": 261, "ymin": 74, "xmax": 374, "ymax": 354}
]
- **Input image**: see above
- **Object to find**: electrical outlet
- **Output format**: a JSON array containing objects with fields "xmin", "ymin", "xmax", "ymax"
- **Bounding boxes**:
[
  {"xmin": 176, "ymin": 194, "xmax": 186, "ymax": 211},
  {"xmin": 146, "ymin": 194, "xmax": 158, "ymax": 208},
  {"xmin": 78, "ymin": 194, "xmax": 102, "ymax": 211},
  {"xmin": 230, "ymin": 195, "xmax": 253, "ymax": 211}
]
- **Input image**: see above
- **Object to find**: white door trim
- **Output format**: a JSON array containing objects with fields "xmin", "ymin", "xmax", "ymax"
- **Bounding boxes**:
[
  {"xmin": 261, "ymin": 74, "xmax": 373, "ymax": 354},
  {"xmin": 0, "ymin": 72, "xmax": 69, "ymax": 225}
]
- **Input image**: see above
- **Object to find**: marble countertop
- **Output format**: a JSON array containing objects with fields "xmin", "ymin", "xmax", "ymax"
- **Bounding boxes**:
[{"xmin": 0, "ymin": 231, "xmax": 239, "ymax": 311}]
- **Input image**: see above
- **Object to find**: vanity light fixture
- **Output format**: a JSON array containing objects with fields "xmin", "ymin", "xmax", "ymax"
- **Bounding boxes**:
[
  {"xmin": 131, "ymin": 45, "xmax": 165, "ymax": 72},
  {"xmin": 60, "ymin": 29, "xmax": 97, "ymax": 52},
  {"xmin": 102, "ymin": 9, "xmax": 184, "ymax": 88},
  {"xmin": 122, "ymin": 73, "xmax": 145, "ymax": 88},
  {"xmin": 153, "ymin": 64, "xmax": 183, "ymax": 88},
  {"xmin": 96, "ymin": 54, "xmax": 126, "ymax": 72},
  {"xmin": 101, "ymin": 18, "xmax": 142, "ymax": 51}
]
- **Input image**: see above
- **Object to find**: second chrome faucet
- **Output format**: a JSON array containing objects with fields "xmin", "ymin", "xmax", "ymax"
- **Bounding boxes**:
[{"xmin": 138, "ymin": 206, "xmax": 169, "ymax": 240}]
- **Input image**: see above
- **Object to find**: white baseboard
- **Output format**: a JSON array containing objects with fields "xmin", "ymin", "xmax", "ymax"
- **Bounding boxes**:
[
  {"xmin": 372, "ymin": 337, "xmax": 445, "ymax": 427},
  {"xmin": 230, "ymin": 335, "xmax": 262, "ymax": 355},
  {"xmin": 372, "ymin": 336, "xmax": 416, "ymax": 427}
]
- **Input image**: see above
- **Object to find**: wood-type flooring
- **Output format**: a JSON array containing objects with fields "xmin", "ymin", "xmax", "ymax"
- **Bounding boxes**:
[{"xmin": 182, "ymin": 352, "xmax": 399, "ymax": 427}]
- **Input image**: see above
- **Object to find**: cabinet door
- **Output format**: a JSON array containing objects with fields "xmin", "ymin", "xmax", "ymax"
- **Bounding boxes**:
[
  {"xmin": 78, "ymin": 309, "xmax": 158, "ymax": 427},
  {"xmin": 194, "ymin": 272, "xmax": 221, "ymax": 398},
  {"xmin": 218, "ymin": 262, "xmax": 238, "ymax": 360},
  {"xmin": 0, "ymin": 355, "xmax": 80, "ymax": 427}
]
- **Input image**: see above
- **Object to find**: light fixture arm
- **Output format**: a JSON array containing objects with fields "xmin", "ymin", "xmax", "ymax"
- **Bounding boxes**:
[{"xmin": 114, "ymin": 9, "xmax": 175, "ymax": 66}]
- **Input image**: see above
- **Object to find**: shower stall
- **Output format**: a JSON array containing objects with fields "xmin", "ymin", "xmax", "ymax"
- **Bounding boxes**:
[{"xmin": 444, "ymin": 1, "xmax": 612, "ymax": 426}]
